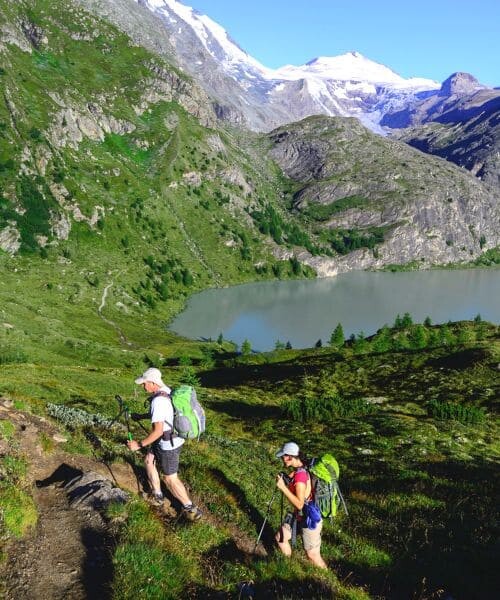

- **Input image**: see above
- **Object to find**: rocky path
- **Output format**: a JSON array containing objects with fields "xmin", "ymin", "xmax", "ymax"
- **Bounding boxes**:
[
  {"xmin": 0, "ymin": 400, "xmax": 266, "ymax": 599},
  {"xmin": 97, "ymin": 279, "xmax": 133, "ymax": 347},
  {"xmin": 3, "ymin": 482, "xmax": 112, "ymax": 600},
  {"xmin": 0, "ymin": 401, "xmax": 137, "ymax": 600}
]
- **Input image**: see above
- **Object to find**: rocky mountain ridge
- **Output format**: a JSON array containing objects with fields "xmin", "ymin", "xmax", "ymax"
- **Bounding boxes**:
[
  {"xmin": 386, "ymin": 74, "xmax": 500, "ymax": 187},
  {"xmin": 266, "ymin": 116, "xmax": 500, "ymax": 275},
  {"xmin": 124, "ymin": 0, "xmax": 499, "ymax": 186},
  {"xmin": 0, "ymin": 0, "xmax": 498, "ymax": 282}
]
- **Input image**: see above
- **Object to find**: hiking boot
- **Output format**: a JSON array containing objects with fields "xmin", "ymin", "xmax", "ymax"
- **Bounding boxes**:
[
  {"xmin": 150, "ymin": 493, "xmax": 165, "ymax": 507},
  {"xmin": 183, "ymin": 505, "xmax": 202, "ymax": 521}
]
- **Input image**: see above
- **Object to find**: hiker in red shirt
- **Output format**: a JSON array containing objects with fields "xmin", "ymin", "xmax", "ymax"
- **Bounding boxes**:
[{"xmin": 275, "ymin": 442, "xmax": 327, "ymax": 569}]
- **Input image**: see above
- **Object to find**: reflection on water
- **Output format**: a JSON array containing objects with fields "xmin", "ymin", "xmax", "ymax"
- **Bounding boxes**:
[{"xmin": 169, "ymin": 269, "xmax": 500, "ymax": 351}]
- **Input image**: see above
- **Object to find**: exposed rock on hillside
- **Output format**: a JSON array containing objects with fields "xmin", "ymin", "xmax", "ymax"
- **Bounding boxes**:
[
  {"xmin": 76, "ymin": 0, "xmax": 217, "ymax": 127},
  {"xmin": 268, "ymin": 116, "xmax": 500, "ymax": 275},
  {"xmin": 0, "ymin": 225, "xmax": 21, "ymax": 254},
  {"xmin": 383, "ymin": 73, "xmax": 500, "ymax": 186}
]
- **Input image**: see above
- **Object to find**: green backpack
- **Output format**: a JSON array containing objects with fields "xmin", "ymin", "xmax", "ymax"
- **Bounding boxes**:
[
  {"xmin": 309, "ymin": 453, "xmax": 348, "ymax": 519},
  {"xmin": 170, "ymin": 385, "xmax": 206, "ymax": 440}
]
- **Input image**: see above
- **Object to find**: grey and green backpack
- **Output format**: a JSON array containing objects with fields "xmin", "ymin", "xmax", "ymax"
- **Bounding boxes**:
[
  {"xmin": 170, "ymin": 385, "xmax": 206, "ymax": 440},
  {"xmin": 308, "ymin": 453, "xmax": 348, "ymax": 519}
]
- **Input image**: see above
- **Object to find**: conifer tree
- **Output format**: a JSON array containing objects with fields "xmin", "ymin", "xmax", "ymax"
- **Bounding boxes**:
[
  {"xmin": 241, "ymin": 339, "xmax": 252, "ymax": 355},
  {"xmin": 329, "ymin": 323, "xmax": 344, "ymax": 348}
]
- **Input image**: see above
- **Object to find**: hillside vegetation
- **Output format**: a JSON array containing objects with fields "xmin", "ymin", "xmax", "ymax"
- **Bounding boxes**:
[
  {"xmin": 0, "ymin": 2, "xmax": 499, "ymax": 599},
  {"xmin": 1, "ymin": 316, "xmax": 499, "ymax": 599}
]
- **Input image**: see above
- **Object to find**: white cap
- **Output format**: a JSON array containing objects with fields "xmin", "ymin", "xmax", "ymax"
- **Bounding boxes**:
[
  {"xmin": 135, "ymin": 367, "xmax": 165, "ymax": 387},
  {"xmin": 275, "ymin": 441, "xmax": 300, "ymax": 458}
]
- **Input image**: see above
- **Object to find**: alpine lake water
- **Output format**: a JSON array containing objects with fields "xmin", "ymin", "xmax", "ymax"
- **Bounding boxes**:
[{"xmin": 169, "ymin": 268, "xmax": 500, "ymax": 351}]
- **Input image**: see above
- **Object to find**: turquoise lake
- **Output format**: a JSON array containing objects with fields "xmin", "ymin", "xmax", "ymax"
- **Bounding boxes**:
[{"xmin": 169, "ymin": 269, "xmax": 500, "ymax": 351}]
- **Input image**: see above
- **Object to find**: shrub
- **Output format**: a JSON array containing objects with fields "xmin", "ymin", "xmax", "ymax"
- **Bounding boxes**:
[
  {"xmin": 46, "ymin": 403, "xmax": 116, "ymax": 429},
  {"xmin": 371, "ymin": 325, "xmax": 392, "ymax": 352},
  {"xmin": 283, "ymin": 394, "xmax": 374, "ymax": 422},
  {"xmin": 241, "ymin": 339, "xmax": 252, "ymax": 355},
  {"xmin": 29, "ymin": 127, "xmax": 42, "ymax": 140},
  {"xmin": 427, "ymin": 400, "xmax": 486, "ymax": 425},
  {"xmin": 408, "ymin": 324, "xmax": 428, "ymax": 349},
  {"xmin": 179, "ymin": 366, "xmax": 200, "ymax": 386},
  {"xmin": 0, "ymin": 348, "xmax": 28, "ymax": 364},
  {"xmin": 289, "ymin": 256, "xmax": 301, "ymax": 275}
]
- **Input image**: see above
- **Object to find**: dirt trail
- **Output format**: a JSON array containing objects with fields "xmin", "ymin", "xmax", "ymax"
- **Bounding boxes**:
[
  {"xmin": 0, "ymin": 401, "xmax": 137, "ymax": 600},
  {"xmin": 3, "ymin": 483, "xmax": 112, "ymax": 600},
  {"xmin": 0, "ymin": 400, "xmax": 266, "ymax": 598},
  {"xmin": 97, "ymin": 279, "xmax": 133, "ymax": 347}
]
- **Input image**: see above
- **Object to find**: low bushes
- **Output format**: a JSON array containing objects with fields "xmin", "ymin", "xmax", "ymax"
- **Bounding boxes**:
[{"xmin": 427, "ymin": 399, "xmax": 486, "ymax": 425}]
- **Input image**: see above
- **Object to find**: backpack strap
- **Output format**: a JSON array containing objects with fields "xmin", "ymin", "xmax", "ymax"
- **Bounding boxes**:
[
  {"xmin": 295, "ymin": 466, "xmax": 314, "ymax": 502},
  {"xmin": 149, "ymin": 391, "xmax": 175, "ymax": 446}
]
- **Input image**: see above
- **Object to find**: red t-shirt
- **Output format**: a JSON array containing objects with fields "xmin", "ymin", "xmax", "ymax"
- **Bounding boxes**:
[{"xmin": 288, "ymin": 468, "xmax": 312, "ymax": 517}]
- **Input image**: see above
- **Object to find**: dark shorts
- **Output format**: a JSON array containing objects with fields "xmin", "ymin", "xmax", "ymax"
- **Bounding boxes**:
[{"xmin": 149, "ymin": 444, "xmax": 182, "ymax": 476}]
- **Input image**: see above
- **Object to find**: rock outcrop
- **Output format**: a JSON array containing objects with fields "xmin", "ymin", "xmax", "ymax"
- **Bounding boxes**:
[{"xmin": 268, "ymin": 116, "xmax": 500, "ymax": 274}]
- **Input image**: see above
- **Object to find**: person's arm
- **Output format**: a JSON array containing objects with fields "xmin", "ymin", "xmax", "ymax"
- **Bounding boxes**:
[
  {"xmin": 131, "ymin": 411, "xmax": 149, "ymax": 421},
  {"xmin": 276, "ymin": 475, "xmax": 307, "ymax": 510},
  {"xmin": 127, "ymin": 421, "xmax": 163, "ymax": 451}
]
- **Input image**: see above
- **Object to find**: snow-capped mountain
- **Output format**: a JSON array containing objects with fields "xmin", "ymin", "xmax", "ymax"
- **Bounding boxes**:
[{"xmin": 135, "ymin": 0, "xmax": 451, "ymax": 132}]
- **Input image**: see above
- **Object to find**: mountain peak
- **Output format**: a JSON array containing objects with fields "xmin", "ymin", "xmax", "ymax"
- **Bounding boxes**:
[
  {"xmin": 439, "ymin": 72, "xmax": 484, "ymax": 96},
  {"xmin": 276, "ymin": 52, "xmax": 410, "ymax": 85}
]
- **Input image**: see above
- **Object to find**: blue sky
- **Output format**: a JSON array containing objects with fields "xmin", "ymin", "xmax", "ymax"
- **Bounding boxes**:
[{"xmin": 188, "ymin": 0, "xmax": 499, "ymax": 86}]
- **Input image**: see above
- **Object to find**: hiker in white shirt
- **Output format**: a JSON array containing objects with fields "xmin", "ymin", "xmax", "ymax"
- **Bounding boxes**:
[{"xmin": 127, "ymin": 367, "xmax": 202, "ymax": 520}]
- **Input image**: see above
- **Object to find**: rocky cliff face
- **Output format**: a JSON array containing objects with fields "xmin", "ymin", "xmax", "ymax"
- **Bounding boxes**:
[
  {"xmin": 0, "ymin": 0, "xmax": 498, "ymax": 279},
  {"xmin": 383, "ymin": 73, "xmax": 500, "ymax": 187},
  {"xmin": 267, "ymin": 116, "xmax": 500, "ymax": 275},
  {"xmin": 381, "ymin": 72, "xmax": 499, "ymax": 129},
  {"xmin": 121, "ymin": 1, "xmax": 439, "ymax": 134}
]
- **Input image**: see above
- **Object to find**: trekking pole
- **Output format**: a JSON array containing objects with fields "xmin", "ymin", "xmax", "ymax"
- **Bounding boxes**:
[
  {"xmin": 114, "ymin": 395, "xmax": 133, "ymax": 441},
  {"xmin": 254, "ymin": 487, "xmax": 278, "ymax": 552},
  {"xmin": 337, "ymin": 486, "xmax": 349, "ymax": 517}
]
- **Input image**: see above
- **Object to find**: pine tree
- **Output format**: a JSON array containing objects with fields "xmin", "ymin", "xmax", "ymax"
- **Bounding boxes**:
[
  {"xmin": 409, "ymin": 324, "xmax": 427, "ymax": 349},
  {"xmin": 372, "ymin": 324, "xmax": 392, "ymax": 352},
  {"xmin": 393, "ymin": 314, "xmax": 402, "ymax": 328},
  {"xmin": 401, "ymin": 312, "xmax": 413, "ymax": 327},
  {"xmin": 241, "ymin": 339, "xmax": 252, "ymax": 355},
  {"xmin": 329, "ymin": 323, "xmax": 344, "ymax": 348}
]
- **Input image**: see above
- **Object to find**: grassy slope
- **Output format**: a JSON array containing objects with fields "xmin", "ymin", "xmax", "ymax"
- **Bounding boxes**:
[
  {"xmin": 110, "ymin": 323, "xmax": 499, "ymax": 599},
  {"xmin": 0, "ymin": 0, "xmax": 317, "ymax": 364},
  {"xmin": 2, "ymin": 319, "xmax": 498, "ymax": 599},
  {"xmin": 0, "ymin": 3, "xmax": 499, "ymax": 599}
]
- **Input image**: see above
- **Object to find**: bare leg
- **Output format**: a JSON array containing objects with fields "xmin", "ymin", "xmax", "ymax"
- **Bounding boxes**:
[
  {"xmin": 303, "ymin": 522, "xmax": 327, "ymax": 568},
  {"xmin": 162, "ymin": 472, "xmax": 192, "ymax": 506},
  {"xmin": 305, "ymin": 548, "xmax": 328, "ymax": 569},
  {"xmin": 144, "ymin": 451, "xmax": 161, "ymax": 495},
  {"xmin": 275, "ymin": 524, "xmax": 292, "ymax": 557}
]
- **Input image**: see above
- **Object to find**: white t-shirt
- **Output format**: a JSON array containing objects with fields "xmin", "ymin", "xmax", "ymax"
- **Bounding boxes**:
[{"xmin": 150, "ymin": 387, "xmax": 184, "ymax": 451}]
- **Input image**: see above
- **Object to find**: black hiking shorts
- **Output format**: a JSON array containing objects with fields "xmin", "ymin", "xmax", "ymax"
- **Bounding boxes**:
[{"xmin": 151, "ymin": 444, "xmax": 182, "ymax": 476}]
